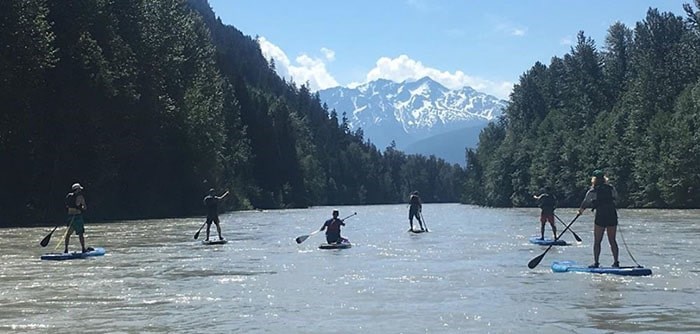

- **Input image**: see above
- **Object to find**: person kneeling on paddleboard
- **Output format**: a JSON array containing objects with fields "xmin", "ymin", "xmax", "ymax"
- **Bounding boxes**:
[{"xmin": 320, "ymin": 209, "xmax": 347, "ymax": 244}]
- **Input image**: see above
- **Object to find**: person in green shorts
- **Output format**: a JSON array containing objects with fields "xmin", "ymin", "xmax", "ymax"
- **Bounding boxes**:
[{"xmin": 65, "ymin": 183, "xmax": 88, "ymax": 253}]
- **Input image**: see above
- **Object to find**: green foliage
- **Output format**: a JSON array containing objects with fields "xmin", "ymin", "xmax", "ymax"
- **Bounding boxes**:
[
  {"xmin": 462, "ymin": 5, "xmax": 700, "ymax": 209},
  {"xmin": 0, "ymin": 0, "xmax": 466, "ymax": 226}
]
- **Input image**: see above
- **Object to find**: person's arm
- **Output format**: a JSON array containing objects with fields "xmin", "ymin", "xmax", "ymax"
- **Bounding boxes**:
[
  {"xmin": 578, "ymin": 189, "xmax": 593, "ymax": 214},
  {"xmin": 533, "ymin": 194, "xmax": 542, "ymax": 200},
  {"xmin": 217, "ymin": 191, "xmax": 229, "ymax": 200},
  {"xmin": 320, "ymin": 221, "xmax": 327, "ymax": 231}
]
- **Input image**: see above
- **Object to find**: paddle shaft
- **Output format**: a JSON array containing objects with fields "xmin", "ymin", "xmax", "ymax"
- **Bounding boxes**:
[
  {"xmin": 554, "ymin": 214, "xmax": 582, "ymax": 242},
  {"xmin": 419, "ymin": 211, "xmax": 429, "ymax": 232},
  {"xmin": 528, "ymin": 213, "xmax": 581, "ymax": 269}
]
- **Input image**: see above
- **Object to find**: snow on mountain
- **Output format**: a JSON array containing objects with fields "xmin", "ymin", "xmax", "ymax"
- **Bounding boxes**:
[{"xmin": 318, "ymin": 77, "xmax": 506, "ymax": 163}]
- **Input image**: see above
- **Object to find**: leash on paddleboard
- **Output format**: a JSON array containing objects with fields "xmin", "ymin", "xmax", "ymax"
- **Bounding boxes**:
[{"xmin": 617, "ymin": 223, "xmax": 643, "ymax": 268}]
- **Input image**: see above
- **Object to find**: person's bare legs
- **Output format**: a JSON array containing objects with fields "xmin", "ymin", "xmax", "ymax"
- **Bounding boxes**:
[
  {"xmin": 606, "ymin": 226, "xmax": 619, "ymax": 266},
  {"xmin": 591, "ymin": 224, "xmax": 605, "ymax": 267}
]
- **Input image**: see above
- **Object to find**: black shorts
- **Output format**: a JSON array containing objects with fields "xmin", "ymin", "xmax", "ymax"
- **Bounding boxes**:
[
  {"xmin": 206, "ymin": 215, "xmax": 220, "ymax": 225},
  {"xmin": 594, "ymin": 209, "xmax": 618, "ymax": 227}
]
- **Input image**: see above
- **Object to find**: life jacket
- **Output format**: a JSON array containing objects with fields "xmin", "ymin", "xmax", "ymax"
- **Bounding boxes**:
[
  {"xmin": 65, "ymin": 192, "xmax": 78, "ymax": 209},
  {"xmin": 539, "ymin": 193, "xmax": 556, "ymax": 211},
  {"xmin": 592, "ymin": 184, "xmax": 615, "ymax": 209},
  {"xmin": 325, "ymin": 218, "xmax": 343, "ymax": 234}
]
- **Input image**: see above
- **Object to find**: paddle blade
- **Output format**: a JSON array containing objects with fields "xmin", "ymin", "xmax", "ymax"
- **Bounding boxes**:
[
  {"xmin": 295, "ymin": 235, "xmax": 310, "ymax": 244},
  {"xmin": 528, "ymin": 253, "xmax": 546, "ymax": 269},
  {"xmin": 39, "ymin": 233, "xmax": 52, "ymax": 247},
  {"xmin": 572, "ymin": 231, "xmax": 583, "ymax": 242},
  {"xmin": 39, "ymin": 226, "xmax": 59, "ymax": 247},
  {"xmin": 193, "ymin": 231, "xmax": 200, "ymax": 240}
]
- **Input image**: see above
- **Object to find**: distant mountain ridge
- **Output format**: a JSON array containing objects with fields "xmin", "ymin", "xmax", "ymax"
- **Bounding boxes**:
[{"xmin": 318, "ymin": 77, "xmax": 506, "ymax": 164}]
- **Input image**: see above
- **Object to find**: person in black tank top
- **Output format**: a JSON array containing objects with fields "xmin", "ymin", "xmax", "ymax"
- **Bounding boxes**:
[
  {"xmin": 578, "ymin": 170, "xmax": 620, "ymax": 268},
  {"xmin": 203, "ymin": 188, "xmax": 229, "ymax": 241}
]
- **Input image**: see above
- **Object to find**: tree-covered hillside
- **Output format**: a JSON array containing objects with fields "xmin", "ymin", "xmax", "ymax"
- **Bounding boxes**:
[
  {"xmin": 0, "ymin": 0, "xmax": 464, "ymax": 227},
  {"xmin": 462, "ymin": 4, "xmax": 700, "ymax": 209}
]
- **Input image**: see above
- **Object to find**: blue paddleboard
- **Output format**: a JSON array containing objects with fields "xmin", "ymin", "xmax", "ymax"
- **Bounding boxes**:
[
  {"xmin": 529, "ymin": 237, "xmax": 568, "ymax": 246},
  {"xmin": 551, "ymin": 261, "xmax": 652, "ymax": 276},
  {"xmin": 319, "ymin": 241, "xmax": 352, "ymax": 249},
  {"xmin": 41, "ymin": 247, "xmax": 106, "ymax": 261}
]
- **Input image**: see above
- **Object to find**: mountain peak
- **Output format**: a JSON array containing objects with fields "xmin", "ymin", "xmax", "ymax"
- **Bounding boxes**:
[{"xmin": 318, "ymin": 77, "xmax": 506, "ymax": 161}]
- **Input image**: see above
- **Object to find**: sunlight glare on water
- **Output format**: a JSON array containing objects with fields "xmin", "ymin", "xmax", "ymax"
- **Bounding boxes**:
[{"xmin": 0, "ymin": 204, "xmax": 698, "ymax": 333}]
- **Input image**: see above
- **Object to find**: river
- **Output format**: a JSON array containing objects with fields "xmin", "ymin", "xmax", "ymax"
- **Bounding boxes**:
[{"xmin": 0, "ymin": 204, "xmax": 698, "ymax": 333}]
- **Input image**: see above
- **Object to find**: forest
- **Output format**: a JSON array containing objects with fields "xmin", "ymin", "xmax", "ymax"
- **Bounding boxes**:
[
  {"xmin": 4, "ymin": 1, "xmax": 699, "ymax": 228},
  {"xmin": 0, "ymin": 0, "xmax": 464, "ymax": 227},
  {"xmin": 462, "ymin": 2, "xmax": 700, "ymax": 209}
]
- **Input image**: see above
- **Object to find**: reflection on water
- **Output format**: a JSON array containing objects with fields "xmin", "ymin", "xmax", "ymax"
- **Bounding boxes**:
[{"xmin": 0, "ymin": 205, "xmax": 698, "ymax": 333}]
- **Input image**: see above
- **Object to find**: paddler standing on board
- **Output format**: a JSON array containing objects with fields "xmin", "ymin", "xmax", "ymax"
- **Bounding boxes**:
[
  {"xmin": 64, "ymin": 183, "xmax": 88, "ymax": 253},
  {"xmin": 203, "ymin": 188, "xmax": 229, "ymax": 241},
  {"xmin": 578, "ymin": 169, "xmax": 620, "ymax": 268},
  {"xmin": 533, "ymin": 187, "xmax": 557, "ymax": 240},
  {"xmin": 408, "ymin": 191, "xmax": 424, "ymax": 232}
]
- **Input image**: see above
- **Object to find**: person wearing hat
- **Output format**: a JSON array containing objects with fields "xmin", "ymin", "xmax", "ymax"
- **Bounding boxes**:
[
  {"xmin": 64, "ymin": 183, "xmax": 88, "ymax": 253},
  {"xmin": 578, "ymin": 169, "xmax": 620, "ymax": 268},
  {"xmin": 533, "ymin": 187, "xmax": 557, "ymax": 240},
  {"xmin": 408, "ymin": 191, "xmax": 424, "ymax": 232},
  {"xmin": 203, "ymin": 188, "xmax": 229, "ymax": 241},
  {"xmin": 320, "ymin": 209, "xmax": 347, "ymax": 244}
]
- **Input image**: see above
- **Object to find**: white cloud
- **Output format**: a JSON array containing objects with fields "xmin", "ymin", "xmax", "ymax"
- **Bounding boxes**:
[
  {"xmin": 257, "ymin": 37, "xmax": 338, "ymax": 91},
  {"xmin": 560, "ymin": 36, "xmax": 573, "ymax": 46},
  {"xmin": 256, "ymin": 38, "xmax": 513, "ymax": 99},
  {"xmin": 490, "ymin": 16, "xmax": 527, "ymax": 38},
  {"xmin": 364, "ymin": 55, "xmax": 513, "ymax": 99},
  {"xmin": 320, "ymin": 47, "xmax": 335, "ymax": 61},
  {"xmin": 512, "ymin": 28, "xmax": 527, "ymax": 36}
]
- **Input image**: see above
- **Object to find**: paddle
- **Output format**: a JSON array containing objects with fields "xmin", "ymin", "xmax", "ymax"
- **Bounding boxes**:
[
  {"xmin": 420, "ymin": 211, "xmax": 429, "ymax": 232},
  {"xmin": 554, "ymin": 214, "xmax": 582, "ymax": 242},
  {"xmin": 193, "ymin": 222, "xmax": 207, "ymax": 240},
  {"xmin": 528, "ymin": 212, "xmax": 582, "ymax": 269},
  {"xmin": 39, "ymin": 225, "xmax": 60, "ymax": 247},
  {"xmin": 295, "ymin": 212, "xmax": 357, "ymax": 244}
]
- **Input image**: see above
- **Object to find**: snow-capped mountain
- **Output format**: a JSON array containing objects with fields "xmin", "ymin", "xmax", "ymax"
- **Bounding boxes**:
[{"xmin": 318, "ymin": 77, "xmax": 507, "ymax": 164}]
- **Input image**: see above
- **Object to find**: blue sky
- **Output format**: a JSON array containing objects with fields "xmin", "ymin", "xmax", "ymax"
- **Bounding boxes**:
[{"xmin": 208, "ymin": 0, "xmax": 689, "ymax": 99}]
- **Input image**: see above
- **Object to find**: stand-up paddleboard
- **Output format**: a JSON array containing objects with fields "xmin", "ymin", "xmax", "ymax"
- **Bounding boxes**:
[
  {"xmin": 551, "ymin": 261, "xmax": 652, "ymax": 276},
  {"xmin": 201, "ymin": 239, "xmax": 228, "ymax": 245},
  {"xmin": 408, "ymin": 229, "xmax": 428, "ymax": 234},
  {"xmin": 41, "ymin": 247, "xmax": 106, "ymax": 261},
  {"xmin": 529, "ymin": 237, "xmax": 568, "ymax": 246},
  {"xmin": 319, "ymin": 240, "xmax": 352, "ymax": 249}
]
